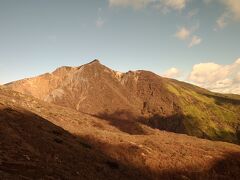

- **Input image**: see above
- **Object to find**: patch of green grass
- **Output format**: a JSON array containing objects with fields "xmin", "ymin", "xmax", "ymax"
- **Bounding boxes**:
[
  {"xmin": 166, "ymin": 84, "xmax": 181, "ymax": 96},
  {"xmin": 165, "ymin": 81, "xmax": 240, "ymax": 143}
]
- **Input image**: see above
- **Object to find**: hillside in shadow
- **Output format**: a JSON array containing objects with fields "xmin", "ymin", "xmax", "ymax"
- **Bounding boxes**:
[
  {"xmin": 82, "ymin": 134, "xmax": 240, "ymax": 180},
  {"xmin": 202, "ymin": 93, "xmax": 240, "ymax": 106},
  {"xmin": 1, "ymin": 107, "xmax": 240, "ymax": 179},
  {"xmin": 94, "ymin": 110, "xmax": 237, "ymax": 142},
  {"xmin": 93, "ymin": 109, "xmax": 240, "ymax": 145},
  {"xmin": 0, "ymin": 107, "xmax": 146, "ymax": 179},
  {"xmin": 92, "ymin": 110, "xmax": 189, "ymax": 135},
  {"xmin": 91, "ymin": 110, "xmax": 148, "ymax": 135}
]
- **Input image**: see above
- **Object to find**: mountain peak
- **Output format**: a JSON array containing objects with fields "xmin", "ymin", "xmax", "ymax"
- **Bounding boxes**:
[
  {"xmin": 88, "ymin": 59, "xmax": 101, "ymax": 64},
  {"xmin": 52, "ymin": 66, "xmax": 74, "ymax": 76},
  {"xmin": 5, "ymin": 60, "xmax": 240, "ymax": 145}
]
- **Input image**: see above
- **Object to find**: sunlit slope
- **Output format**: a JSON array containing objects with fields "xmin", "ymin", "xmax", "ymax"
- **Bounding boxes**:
[
  {"xmin": 166, "ymin": 79, "xmax": 240, "ymax": 143},
  {"xmin": 5, "ymin": 60, "xmax": 240, "ymax": 144}
]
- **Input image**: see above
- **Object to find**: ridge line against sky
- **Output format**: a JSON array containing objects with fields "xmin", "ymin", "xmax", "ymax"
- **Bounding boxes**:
[{"xmin": 0, "ymin": 0, "xmax": 239, "ymax": 94}]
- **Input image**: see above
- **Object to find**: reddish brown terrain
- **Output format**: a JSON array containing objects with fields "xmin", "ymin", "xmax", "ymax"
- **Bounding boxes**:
[
  {"xmin": 5, "ymin": 60, "xmax": 240, "ymax": 144},
  {"xmin": 1, "ymin": 76, "xmax": 240, "ymax": 179},
  {"xmin": 4, "ymin": 60, "xmax": 184, "ymax": 117}
]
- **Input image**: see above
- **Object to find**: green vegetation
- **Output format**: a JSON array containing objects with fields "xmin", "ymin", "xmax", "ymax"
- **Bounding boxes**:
[{"xmin": 167, "ymin": 82, "xmax": 240, "ymax": 144}]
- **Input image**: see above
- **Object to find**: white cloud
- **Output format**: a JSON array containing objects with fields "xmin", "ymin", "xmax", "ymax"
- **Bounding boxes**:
[
  {"xmin": 175, "ymin": 26, "xmax": 202, "ymax": 48},
  {"xmin": 163, "ymin": 67, "xmax": 182, "ymax": 78},
  {"xmin": 221, "ymin": 0, "xmax": 240, "ymax": 20},
  {"xmin": 188, "ymin": 58, "xmax": 240, "ymax": 94},
  {"xmin": 235, "ymin": 72, "xmax": 240, "ymax": 82},
  {"xmin": 175, "ymin": 27, "xmax": 191, "ymax": 40},
  {"xmin": 108, "ymin": 0, "xmax": 188, "ymax": 11},
  {"xmin": 160, "ymin": 0, "xmax": 188, "ymax": 10},
  {"xmin": 189, "ymin": 35, "xmax": 202, "ymax": 47}
]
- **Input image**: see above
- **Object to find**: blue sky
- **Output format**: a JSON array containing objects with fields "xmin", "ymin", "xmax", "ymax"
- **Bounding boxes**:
[{"xmin": 0, "ymin": 0, "xmax": 239, "ymax": 93}]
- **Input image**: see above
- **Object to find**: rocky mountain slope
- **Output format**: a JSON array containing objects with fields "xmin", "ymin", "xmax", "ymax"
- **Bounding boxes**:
[
  {"xmin": 5, "ymin": 60, "xmax": 240, "ymax": 144},
  {"xmin": 0, "ymin": 86, "xmax": 240, "ymax": 179}
]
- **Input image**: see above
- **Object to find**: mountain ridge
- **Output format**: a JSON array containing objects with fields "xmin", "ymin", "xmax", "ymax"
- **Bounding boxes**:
[
  {"xmin": 0, "ymin": 86, "xmax": 240, "ymax": 179},
  {"xmin": 4, "ymin": 60, "xmax": 240, "ymax": 144}
]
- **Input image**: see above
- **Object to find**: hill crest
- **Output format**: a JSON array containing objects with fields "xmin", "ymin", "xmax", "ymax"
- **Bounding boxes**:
[{"xmin": 4, "ymin": 60, "xmax": 240, "ymax": 144}]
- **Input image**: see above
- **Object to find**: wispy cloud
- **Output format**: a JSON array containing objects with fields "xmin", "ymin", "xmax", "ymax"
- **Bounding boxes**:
[
  {"xmin": 216, "ymin": 12, "xmax": 229, "ymax": 29},
  {"xmin": 174, "ymin": 25, "xmax": 202, "ymax": 48},
  {"xmin": 206, "ymin": 0, "xmax": 240, "ymax": 30},
  {"xmin": 187, "ymin": 9, "xmax": 199, "ymax": 19},
  {"xmin": 96, "ymin": 7, "xmax": 105, "ymax": 28},
  {"xmin": 108, "ymin": 0, "xmax": 189, "ymax": 11},
  {"xmin": 175, "ymin": 27, "xmax": 191, "ymax": 40},
  {"xmin": 189, "ymin": 35, "xmax": 202, "ymax": 47},
  {"xmin": 108, "ymin": 0, "xmax": 152, "ymax": 9},
  {"xmin": 222, "ymin": 0, "xmax": 240, "ymax": 20},
  {"xmin": 160, "ymin": 0, "xmax": 188, "ymax": 10}
]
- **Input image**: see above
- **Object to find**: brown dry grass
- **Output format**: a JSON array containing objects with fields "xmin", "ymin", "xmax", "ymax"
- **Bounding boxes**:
[{"xmin": 0, "ymin": 87, "xmax": 240, "ymax": 179}]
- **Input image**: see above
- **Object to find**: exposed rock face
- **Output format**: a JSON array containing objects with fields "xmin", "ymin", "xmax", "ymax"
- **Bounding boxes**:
[
  {"xmin": 5, "ymin": 60, "xmax": 240, "ymax": 143},
  {"xmin": 6, "ymin": 60, "xmax": 178, "ymax": 116}
]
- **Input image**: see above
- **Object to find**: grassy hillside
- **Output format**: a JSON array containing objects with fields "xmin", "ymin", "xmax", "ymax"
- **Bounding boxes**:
[{"xmin": 166, "ymin": 79, "xmax": 240, "ymax": 143}]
